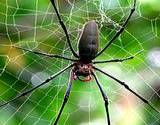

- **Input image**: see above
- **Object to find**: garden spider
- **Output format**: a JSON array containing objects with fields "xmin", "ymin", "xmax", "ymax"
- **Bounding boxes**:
[{"xmin": 0, "ymin": 0, "xmax": 159, "ymax": 125}]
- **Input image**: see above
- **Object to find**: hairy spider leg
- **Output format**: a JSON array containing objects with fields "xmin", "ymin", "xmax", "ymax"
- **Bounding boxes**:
[
  {"xmin": 94, "ymin": 50, "xmax": 143, "ymax": 64},
  {"xmin": 12, "ymin": 46, "xmax": 77, "ymax": 62},
  {"xmin": 94, "ymin": 67, "xmax": 160, "ymax": 113},
  {"xmin": 53, "ymin": 71, "xmax": 73, "ymax": 125},
  {"xmin": 93, "ymin": 56, "xmax": 134, "ymax": 64},
  {"xmin": 92, "ymin": 72, "xmax": 111, "ymax": 125},
  {"xmin": 95, "ymin": 0, "xmax": 136, "ymax": 58},
  {"xmin": 50, "ymin": 0, "xmax": 79, "ymax": 58},
  {"xmin": 0, "ymin": 64, "xmax": 73, "ymax": 107}
]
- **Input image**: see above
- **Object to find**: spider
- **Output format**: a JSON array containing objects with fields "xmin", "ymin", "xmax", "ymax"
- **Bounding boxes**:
[{"xmin": 0, "ymin": 0, "xmax": 159, "ymax": 125}]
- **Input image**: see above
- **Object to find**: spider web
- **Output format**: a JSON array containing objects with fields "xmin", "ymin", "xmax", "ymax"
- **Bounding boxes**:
[{"xmin": 0, "ymin": 0, "xmax": 160, "ymax": 125}]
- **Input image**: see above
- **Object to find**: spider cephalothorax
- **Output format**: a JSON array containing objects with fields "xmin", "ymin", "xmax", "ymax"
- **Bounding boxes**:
[
  {"xmin": 72, "ymin": 61, "xmax": 93, "ymax": 82},
  {"xmin": 1, "ymin": 0, "xmax": 159, "ymax": 125}
]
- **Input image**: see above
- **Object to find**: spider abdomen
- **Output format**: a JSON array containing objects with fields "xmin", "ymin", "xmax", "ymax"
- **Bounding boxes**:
[{"xmin": 78, "ymin": 20, "xmax": 99, "ymax": 61}]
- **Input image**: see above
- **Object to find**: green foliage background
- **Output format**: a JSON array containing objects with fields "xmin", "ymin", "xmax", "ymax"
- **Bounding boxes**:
[{"xmin": 0, "ymin": 0, "xmax": 159, "ymax": 125}]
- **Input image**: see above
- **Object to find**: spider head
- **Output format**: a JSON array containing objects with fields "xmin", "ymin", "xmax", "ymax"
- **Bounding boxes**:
[{"xmin": 72, "ymin": 61, "xmax": 93, "ymax": 82}]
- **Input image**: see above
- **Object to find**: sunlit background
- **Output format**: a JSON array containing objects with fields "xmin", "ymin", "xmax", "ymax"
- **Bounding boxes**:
[{"xmin": 0, "ymin": 0, "xmax": 160, "ymax": 125}]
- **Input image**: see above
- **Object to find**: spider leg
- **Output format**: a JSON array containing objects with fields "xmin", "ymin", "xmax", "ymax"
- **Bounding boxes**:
[
  {"xmin": 92, "ymin": 72, "xmax": 111, "ymax": 125},
  {"xmin": 50, "ymin": 0, "xmax": 79, "ymax": 58},
  {"xmin": 95, "ymin": 0, "xmax": 136, "ymax": 58},
  {"xmin": 93, "ymin": 67, "xmax": 160, "ymax": 113},
  {"xmin": 13, "ymin": 46, "xmax": 77, "ymax": 62},
  {"xmin": 94, "ymin": 50, "xmax": 143, "ymax": 64},
  {"xmin": 93, "ymin": 56, "xmax": 134, "ymax": 64},
  {"xmin": 53, "ymin": 71, "xmax": 73, "ymax": 125},
  {"xmin": 0, "ymin": 64, "xmax": 73, "ymax": 108}
]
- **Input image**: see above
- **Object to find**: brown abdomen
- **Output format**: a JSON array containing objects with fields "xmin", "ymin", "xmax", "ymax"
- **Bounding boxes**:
[{"xmin": 78, "ymin": 20, "xmax": 99, "ymax": 62}]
